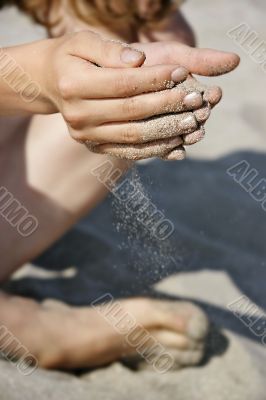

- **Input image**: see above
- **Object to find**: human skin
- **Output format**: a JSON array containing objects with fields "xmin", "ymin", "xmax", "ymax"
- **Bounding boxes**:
[
  {"xmin": 58, "ymin": 7, "xmax": 238, "ymax": 159},
  {"xmin": 0, "ymin": 32, "xmax": 190, "ymax": 120},
  {"xmin": 0, "ymin": 4, "xmax": 240, "ymax": 274},
  {"xmin": 0, "ymin": 32, "xmax": 222, "ymax": 160},
  {"xmin": 0, "ymin": 29, "xmax": 239, "ymax": 160},
  {"xmin": 0, "ymin": 105, "xmax": 209, "ymax": 370},
  {"xmin": 0, "ymin": 3, "xmax": 239, "ymax": 371}
]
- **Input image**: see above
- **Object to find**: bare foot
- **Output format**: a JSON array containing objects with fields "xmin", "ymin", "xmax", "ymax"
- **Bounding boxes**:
[{"xmin": 0, "ymin": 294, "xmax": 209, "ymax": 371}]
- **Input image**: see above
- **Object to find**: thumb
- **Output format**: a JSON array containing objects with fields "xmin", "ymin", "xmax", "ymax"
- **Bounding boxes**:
[
  {"xmin": 133, "ymin": 42, "xmax": 240, "ymax": 76},
  {"xmin": 68, "ymin": 31, "xmax": 146, "ymax": 68}
]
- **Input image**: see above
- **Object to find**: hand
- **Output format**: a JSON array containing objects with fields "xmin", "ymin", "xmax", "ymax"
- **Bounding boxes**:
[
  {"xmin": 134, "ymin": 41, "xmax": 240, "ymax": 76},
  {"xmin": 43, "ymin": 30, "xmax": 206, "ymax": 153},
  {"xmin": 134, "ymin": 40, "xmax": 239, "ymax": 113},
  {"xmin": 125, "ymin": 41, "xmax": 240, "ymax": 161},
  {"xmin": 90, "ymin": 41, "xmax": 239, "ymax": 160},
  {"xmin": 91, "ymin": 73, "xmax": 222, "ymax": 161}
]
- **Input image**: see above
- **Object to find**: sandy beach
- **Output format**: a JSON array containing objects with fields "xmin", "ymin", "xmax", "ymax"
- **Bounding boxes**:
[{"xmin": 0, "ymin": 0, "xmax": 266, "ymax": 398}]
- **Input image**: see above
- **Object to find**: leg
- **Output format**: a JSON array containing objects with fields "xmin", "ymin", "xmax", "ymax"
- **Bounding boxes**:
[
  {"xmin": 0, "ymin": 292, "xmax": 209, "ymax": 370},
  {"xmin": 0, "ymin": 113, "xmax": 129, "ymax": 280},
  {"xmin": 0, "ymin": 114, "xmax": 209, "ymax": 370}
]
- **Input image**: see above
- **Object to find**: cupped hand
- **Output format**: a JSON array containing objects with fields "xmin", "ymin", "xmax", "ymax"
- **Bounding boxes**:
[
  {"xmin": 45, "ymin": 32, "xmax": 239, "ymax": 160},
  {"xmin": 44, "ymin": 31, "xmax": 200, "ymax": 151}
]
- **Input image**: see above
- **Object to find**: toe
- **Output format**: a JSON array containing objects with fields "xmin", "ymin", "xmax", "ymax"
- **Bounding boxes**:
[
  {"xmin": 169, "ymin": 347, "xmax": 205, "ymax": 370},
  {"xmin": 186, "ymin": 305, "xmax": 210, "ymax": 341},
  {"xmin": 152, "ymin": 329, "xmax": 190, "ymax": 350},
  {"xmin": 153, "ymin": 300, "xmax": 209, "ymax": 341}
]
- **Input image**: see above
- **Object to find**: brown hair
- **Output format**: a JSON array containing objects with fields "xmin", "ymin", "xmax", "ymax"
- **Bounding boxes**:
[{"xmin": 0, "ymin": 0, "xmax": 183, "ymax": 30}]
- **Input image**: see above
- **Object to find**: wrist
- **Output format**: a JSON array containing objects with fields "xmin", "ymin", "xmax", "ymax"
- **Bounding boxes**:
[
  {"xmin": 1, "ymin": 40, "xmax": 59, "ymax": 115},
  {"xmin": 36, "ymin": 37, "xmax": 63, "ymax": 114}
]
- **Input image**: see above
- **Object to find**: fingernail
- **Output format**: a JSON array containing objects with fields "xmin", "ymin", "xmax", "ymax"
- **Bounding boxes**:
[
  {"xmin": 121, "ymin": 47, "xmax": 145, "ymax": 65},
  {"xmin": 180, "ymin": 114, "xmax": 197, "ymax": 130},
  {"xmin": 184, "ymin": 92, "xmax": 203, "ymax": 109},
  {"xmin": 203, "ymin": 86, "xmax": 222, "ymax": 106},
  {"xmin": 194, "ymin": 104, "xmax": 211, "ymax": 123},
  {"xmin": 171, "ymin": 67, "xmax": 188, "ymax": 83}
]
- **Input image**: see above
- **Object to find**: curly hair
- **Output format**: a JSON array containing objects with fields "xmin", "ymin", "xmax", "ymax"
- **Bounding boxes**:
[{"xmin": 0, "ymin": 0, "xmax": 183, "ymax": 30}]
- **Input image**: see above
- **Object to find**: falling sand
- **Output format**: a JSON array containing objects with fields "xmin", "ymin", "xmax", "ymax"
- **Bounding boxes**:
[{"xmin": 111, "ymin": 166, "xmax": 184, "ymax": 290}]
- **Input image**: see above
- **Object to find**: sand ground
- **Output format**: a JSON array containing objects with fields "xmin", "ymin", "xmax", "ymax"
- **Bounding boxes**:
[{"xmin": 0, "ymin": 1, "xmax": 266, "ymax": 399}]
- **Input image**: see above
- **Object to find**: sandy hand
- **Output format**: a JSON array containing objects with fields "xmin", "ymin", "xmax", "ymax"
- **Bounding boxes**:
[
  {"xmin": 44, "ymin": 30, "xmax": 198, "ymax": 153},
  {"xmin": 92, "ymin": 75, "xmax": 222, "ymax": 160},
  {"xmin": 92, "ymin": 41, "xmax": 239, "ymax": 160},
  {"xmin": 162, "ymin": 74, "xmax": 223, "ymax": 160},
  {"xmin": 134, "ymin": 41, "xmax": 240, "ymax": 76}
]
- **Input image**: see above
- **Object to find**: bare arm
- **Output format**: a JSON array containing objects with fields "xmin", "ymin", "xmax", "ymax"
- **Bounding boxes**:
[
  {"xmin": 0, "ymin": 33, "xmax": 146, "ymax": 117},
  {"xmin": 0, "ymin": 40, "xmax": 57, "ymax": 115}
]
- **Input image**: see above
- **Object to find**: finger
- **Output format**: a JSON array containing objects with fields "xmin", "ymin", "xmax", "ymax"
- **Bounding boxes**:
[
  {"xmin": 203, "ymin": 86, "xmax": 223, "ymax": 108},
  {"xmin": 183, "ymin": 126, "xmax": 205, "ymax": 145},
  {"xmin": 89, "ymin": 136, "xmax": 184, "ymax": 160},
  {"xmin": 181, "ymin": 77, "xmax": 222, "ymax": 108},
  {"xmin": 82, "ymin": 89, "xmax": 203, "ymax": 125},
  {"xmin": 68, "ymin": 64, "xmax": 188, "ymax": 99},
  {"xmin": 134, "ymin": 42, "xmax": 240, "ymax": 76},
  {"xmin": 68, "ymin": 30, "xmax": 146, "ymax": 68},
  {"xmin": 74, "ymin": 112, "xmax": 198, "ymax": 144},
  {"xmin": 161, "ymin": 146, "xmax": 186, "ymax": 161},
  {"xmin": 194, "ymin": 103, "xmax": 211, "ymax": 123},
  {"xmin": 180, "ymin": 75, "xmax": 206, "ymax": 93}
]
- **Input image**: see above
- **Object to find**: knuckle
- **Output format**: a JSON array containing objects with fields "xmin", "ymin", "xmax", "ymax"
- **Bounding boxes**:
[
  {"xmin": 121, "ymin": 97, "xmax": 139, "ymax": 117},
  {"xmin": 115, "ymin": 73, "xmax": 136, "ymax": 97},
  {"xmin": 72, "ymin": 30, "xmax": 99, "ymax": 45},
  {"xmin": 58, "ymin": 76, "xmax": 75, "ymax": 100},
  {"xmin": 121, "ymin": 125, "xmax": 140, "ymax": 144},
  {"xmin": 150, "ymin": 68, "xmax": 167, "ymax": 89},
  {"xmin": 69, "ymin": 129, "xmax": 86, "ymax": 143},
  {"xmin": 64, "ymin": 110, "xmax": 83, "ymax": 130},
  {"xmin": 164, "ymin": 44, "xmax": 176, "ymax": 64},
  {"xmin": 69, "ymin": 128, "xmax": 88, "ymax": 144},
  {"xmin": 101, "ymin": 39, "xmax": 112, "ymax": 57}
]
